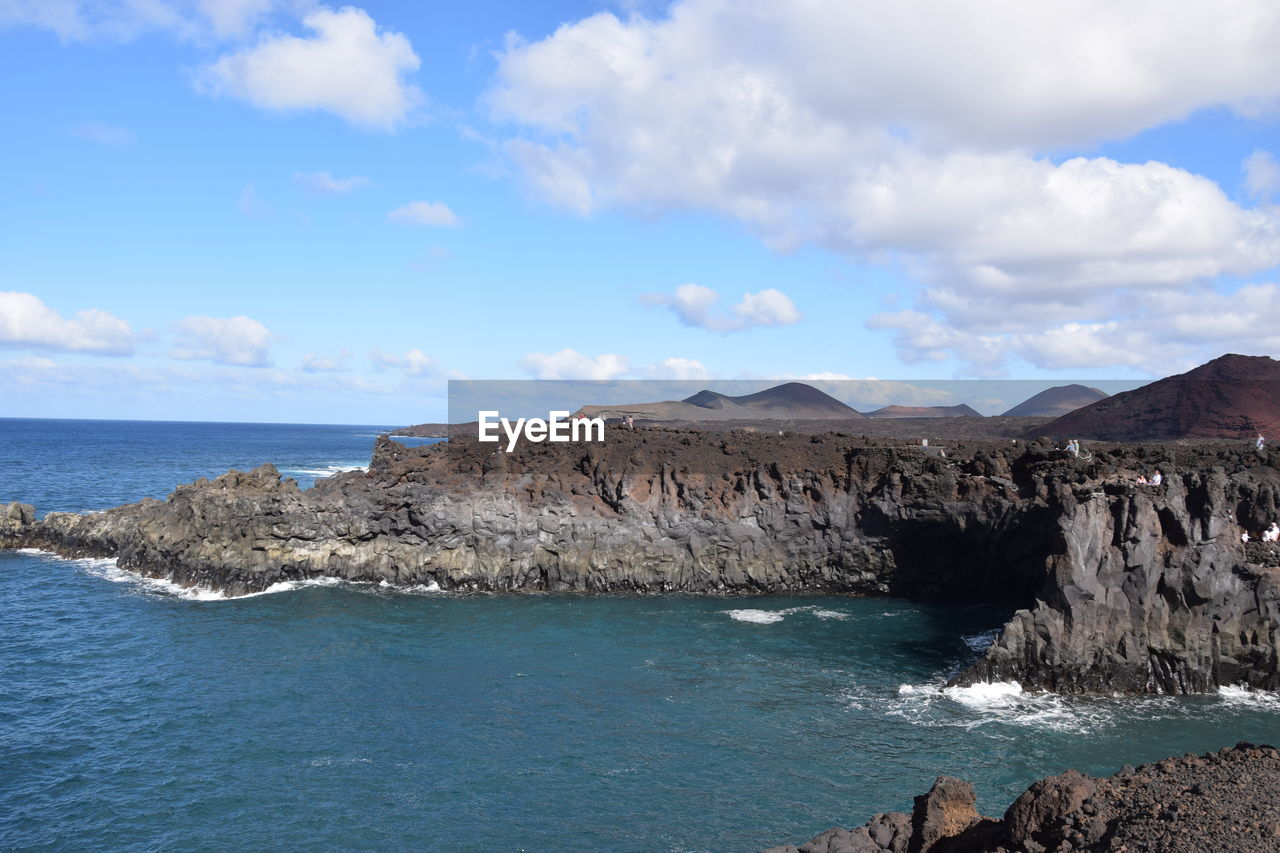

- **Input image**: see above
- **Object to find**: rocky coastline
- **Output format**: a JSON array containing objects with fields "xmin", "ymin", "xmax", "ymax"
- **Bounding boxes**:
[
  {"xmin": 764, "ymin": 743, "xmax": 1280, "ymax": 853},
  {"xmin": 4, "ymin": 428, "xmax": 1280, "ymax": 695}
]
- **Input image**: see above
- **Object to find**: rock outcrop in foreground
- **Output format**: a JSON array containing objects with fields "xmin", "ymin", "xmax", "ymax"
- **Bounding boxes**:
[
  {"xmin": 765, "ymin": 743, "xmax": 1280, "ymax": 853},
  {"xmin": 5, "ymin": 429, "xmax": 1280, "ymax": 694}
]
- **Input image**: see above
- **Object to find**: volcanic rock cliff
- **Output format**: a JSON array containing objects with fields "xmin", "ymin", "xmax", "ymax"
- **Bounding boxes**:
[{"xmin": 5, "ymin": 429, "xmax": 1280, "ymax": 695}]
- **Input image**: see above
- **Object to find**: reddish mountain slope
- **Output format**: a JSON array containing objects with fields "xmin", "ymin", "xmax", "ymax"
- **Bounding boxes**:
[{"xmin": 1041, "ymin": 354, "xmax": 1280, "ymax": 440}]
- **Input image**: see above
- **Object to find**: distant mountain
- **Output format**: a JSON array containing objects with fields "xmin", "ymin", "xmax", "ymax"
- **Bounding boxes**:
[
  {"xmin": 1002, "ymin": 384, "xmax": 1109, "ymax": 418},
  {"xmin": 573, "ymin": 382, "xmax": 864, "ymax": 422},
  {"xmin": 865, "ymin": 404, "xmax": 982, "ymax": 419},
  {"xmin": 1040, "ymin": 354, "xmax": 1280, "ymax": 440}
]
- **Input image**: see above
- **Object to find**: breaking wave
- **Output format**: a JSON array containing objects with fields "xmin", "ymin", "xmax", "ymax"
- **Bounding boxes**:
[{"xmin": 723, "ymin": 605, "xmax": 850, "ymax": 624}]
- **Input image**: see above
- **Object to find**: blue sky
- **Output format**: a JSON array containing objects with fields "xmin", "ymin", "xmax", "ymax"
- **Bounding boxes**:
[{"xmin": 1, "ymin": 1, "xmax": 1278, "ymax": 424}]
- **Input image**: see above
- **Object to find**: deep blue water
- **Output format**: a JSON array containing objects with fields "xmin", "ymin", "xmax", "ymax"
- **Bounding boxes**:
[{"xmin": 1, "ymin": 419, "xmax": 1279, "ymax": 852}]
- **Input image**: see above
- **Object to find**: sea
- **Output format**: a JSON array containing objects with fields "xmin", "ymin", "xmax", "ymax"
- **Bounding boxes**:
[{"xmin": 1, "ymin": 418, "xmax": 1278, "ymax": 852}]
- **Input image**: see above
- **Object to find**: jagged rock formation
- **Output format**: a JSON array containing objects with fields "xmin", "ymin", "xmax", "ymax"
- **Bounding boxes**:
[
  {"xmin": 764, "ymin": 743, "xmax": 1280, "ymax": 853},
  {"xmin": 1041, "ymin": 354, "xmax": 1280, "ymax": 440},
  {"xmin": 5, "ymin": 430, "xmax": 1280, "ymax": 694}
]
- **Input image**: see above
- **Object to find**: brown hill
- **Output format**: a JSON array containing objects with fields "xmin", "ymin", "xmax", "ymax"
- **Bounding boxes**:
[
  {"xmin": 1002, "ymin": 383, "xmax": 1108, "ymax": 417},
  {"xmin": 573, "ymin": 381, "xmax": 863, "ymax": 422},
  {"xmin": 866, "ymin": 403, "xmax": 981, "ymax": 419},
  {"xmin": 1040, "ymin": 353, "xmax": 1280, "ymax": 440}
]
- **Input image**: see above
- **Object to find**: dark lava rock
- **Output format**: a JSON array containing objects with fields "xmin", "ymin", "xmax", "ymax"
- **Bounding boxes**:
[{"xmin": 766, "ymin": 744, "xmax": 1280, "ymax": 852}]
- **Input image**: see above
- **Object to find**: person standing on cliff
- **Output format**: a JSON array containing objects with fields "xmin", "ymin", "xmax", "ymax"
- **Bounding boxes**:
[{"xmin": 1257, "ymin": 434, "xmax": 1266, "ymax": 451}]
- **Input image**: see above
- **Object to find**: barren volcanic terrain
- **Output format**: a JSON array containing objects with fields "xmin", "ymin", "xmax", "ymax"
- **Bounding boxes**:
[{"xmin": 1043, "ymin": 355, "xmax": 1280, "ymax": 440}]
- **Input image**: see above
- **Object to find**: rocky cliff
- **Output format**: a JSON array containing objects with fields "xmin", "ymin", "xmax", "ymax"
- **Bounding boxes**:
[
  {"xmin": 5, "ymin": 429, "xmax": 1280, "ymax": 695},
  {"xmin": 764, "ymin": 742, "xmax": 1280, "ymax": 853}
]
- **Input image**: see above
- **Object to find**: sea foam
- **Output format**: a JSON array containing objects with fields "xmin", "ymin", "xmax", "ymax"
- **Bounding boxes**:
[
  {"xmin": 723, "ymin": 605, "xmax": 851, "ymax": 624},
  {"xmin": 1217, "ymin": 684, "xmax": 1280, "ymax": 709},
  {"xmin": 726, "ymin": 609, "xmax": 786, "ymax": 624}
]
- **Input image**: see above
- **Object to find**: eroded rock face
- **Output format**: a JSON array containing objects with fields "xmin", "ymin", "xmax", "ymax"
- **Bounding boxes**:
[
  {"xmin": 5, "ymin": 429, "xmax": 1280, "ymax": 694},
  {"xmin": 766, "ymin": 743, "xmax": 1280, "ymax": 853}
]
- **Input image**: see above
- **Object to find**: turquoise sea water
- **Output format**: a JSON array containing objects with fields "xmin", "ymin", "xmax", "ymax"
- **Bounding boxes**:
[{"xmin": 1, "ymin": 418, "xmax": 1278, "ymax": 852}]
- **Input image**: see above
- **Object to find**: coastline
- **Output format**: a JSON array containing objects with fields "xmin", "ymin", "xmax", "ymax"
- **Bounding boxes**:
[{"xmin": 6, "ymin": 427, "xmax": 1280, "ymax": 695}]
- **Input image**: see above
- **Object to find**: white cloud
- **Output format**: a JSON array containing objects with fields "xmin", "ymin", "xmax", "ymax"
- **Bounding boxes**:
[
  {"xmin": 301, "ymin": 351, "xmax": 348, "ymax": 373},
  {"xmin": 0, "ymin": 0, "xmax": 297, "ymax": 41},
  {"xmin": 171, "ymin": 315, "xmax": 273, "ymax": 366},
  {"xmin": 492, "ymin": 2, "xmax": 1280, "ymax": 154},
  {"xmin": 199, "ymin": 6, "xmax": 422, "ymax": 131},
  {"xmin": 0, "ymin": 0, "xmax": 186, "ymax": 41},
  {"xmin": 370, "ymin": 348, "xmax": 436, "ymax": 376},
  {"xmin": 874, "ymin": 281, "xmax": 1280, "ymax": 373},
  {"xmin": 645, "ymin": 357, "xmax": 708, "ymax": 380},
  {"xmin": 491, "ymin": 1, "xmax": 1280, "ymax": 373},
  {"xmin": 294, "ymin": 170, "xmax": 370, "ymax": 194},
  {"xmin": 0, "ymin": 291, "xmax": 134, "ymax": 355},
  {"xmin": 387, "ymin": 201, "xmax": 459, "ymax": 226},
  {"xmin": 72, "ymin": 121, "xmax": 135, "ymax": 144},
  {"xmin": 1245, "ymin": 149, "xmax": 1280, "ymax": 201},
  {"xmin": 520, "ymin": 349, "xmax": 629, "ymax": 379},
  {"xmin": 197, "ymin": 0, "xmax": 279, "ymax": 37},
  {"xmin": 642, "ymin": 284, "xmax": 801, "ymax": 332}
]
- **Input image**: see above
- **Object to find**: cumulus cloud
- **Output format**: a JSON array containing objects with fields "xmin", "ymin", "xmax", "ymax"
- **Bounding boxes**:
[
  {"xmin": 387, "ymin": 201, "xmax": 459, "ymax": 226},
  {"xmin": 294, "ymin": 170, "xmax": 370, "ymax": 194},
  {"xmin": 171, "ymin": 315, "xmax": 273, "ymax": 366},
  {"xmin": 490, "ymin": 1, "xmax": 1280, "ymax": 372},
  {"xmin": 873, "ymin": 281, "xmax": 1280, "ymax": 373},
  {"xmin": 520, "ymin": 349, "xmax": 629, "ymax": 379},
  {"xmin": 642, "ymin": 284, "xmax": 801, "ymax": 332},
  {"xmin": 1245, "ymin": 150, "xmax": 1280, "ymax": 201},
  {"xmin": 199, "ymin": 7, "xmax": 422, "ymax": 131},
  {"xmin": 492, "ymin": 2, "xmax": 1280, "ymax": 156},
  {"xmin": 370, "ymin": 347, "xmax": 436, "ymax": 376},
  {"xmin": 644, "ymin": 357, "xmax": 709, "ymax": 380},
  {"xmin": 0, "ymin": 291, "xmax": 135, "ymax": 355}
]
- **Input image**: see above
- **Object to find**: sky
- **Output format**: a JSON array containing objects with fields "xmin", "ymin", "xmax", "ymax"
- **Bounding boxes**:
[{"xmin": 1, "ymin": 0, "xmax": 1278, "ymax": 424}]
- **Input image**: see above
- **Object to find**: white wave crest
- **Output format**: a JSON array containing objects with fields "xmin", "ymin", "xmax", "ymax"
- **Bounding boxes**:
[
  {"xmin": 881, "ymin": 680, "xmax": 1110, "ymax": 734},
  {"xmin": 942, "ymin": 681, "xmax": 1024, "ymax": 706},
  {"xmin": 282, "ymin": 464, "xmax": 367, "ymax": 478},
  {"xmin": 723, "ymin": 604, "xmax": 851, "ymax": 624},
  {"xmin": 1217, "ymin": 685, "xmax": 1280, "ymax": 710},
  {"xmin": 726, "ymin": 608, "xmax": 786, "ymax": 624},
  {"xmin": 72, "ymin": 555, "xmax": 231, "ymax": 601}
]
